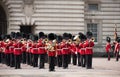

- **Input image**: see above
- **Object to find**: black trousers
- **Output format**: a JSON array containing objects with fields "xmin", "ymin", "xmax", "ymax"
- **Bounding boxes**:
[
  {"xmin": 116, "ymin": 52, "xmax": 119, "ymax": 61},
  {"xmin": 72, "ymin": 54, "xmax": 77, "ymax": 65},
  {"xmin": 15, "ymin": 55, "xmax": 21, "ymax": 69},
  {"xmin": 81, "ymin": 55, "xmax": 86, "ymax": 67},
  {"xmin": 30, "ymin": 53, "xmax": 33, "ymax": 66},
  {"xmin": 0, "ymin": 52, "xmax": 1, "ymax": 63},
  {"xmin": 10, "ymin": 53, "xmax": 15, "ymax": 67},
  {"xmin": 77, "ymin": 53, "xmax": 81, "ymax": 66},
  {"xmin": 39, "ymin": 54, "xmax": 45, "ymax": 68},
  {"xmin": 1, "ymin": 52, "xmax": 5, "ymax": 64},
  {"xmin": 57, "ymin": 55, "xmax": 62, "ymax": 67},
  {"xmin": 49, "ymin": 56, "xmax": 55, "ymax": 71},
  {"xmin": 107, "ymin": 52, "xmax": 110, "ymax": 61},
  {"xmin": 6, "ymin": 54, "xmax": 11, "ymax": 66},
  {"xmin": 68, "ymin": 53, "xmax": 71, "ymax": 64},
  {"xmin": 86, "ymin": 54, "xmax": 92, "ymax": 69},
  {"xmin": 62, "ymin": 54, "xmax": 69, "ymax": 69},
  {"xmin": 22, "ymin": 51, "xmax": 26, "ymax": 64},
  {"xmin": 33, "ymin": 54, "xmax": 38, "ymax": 67},
  {"xmin": 26, "ymin": 52, "xmax": 30, "ymax": 65}
]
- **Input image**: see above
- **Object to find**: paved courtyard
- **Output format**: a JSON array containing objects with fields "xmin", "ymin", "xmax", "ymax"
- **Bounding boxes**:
[{"xmin": 0, "ymin": 58, "xmax": 120, "ymax": 77}]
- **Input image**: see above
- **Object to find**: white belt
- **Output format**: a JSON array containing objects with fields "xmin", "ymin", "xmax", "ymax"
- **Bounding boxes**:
[
  {"xmin": 39, "ymin": 47, "xmax": 45, "ymax": 49},
  {"xmin": 57, "ymin": 49, "xmax": 61, "ymax": 50},
  {"xmin": 62, "ymin": 48, "xmax": 68, "ymax": 49},
  {"xmin": 33, "ymin": 48, "xmax": 38, "ymax": 50},
  {"xmin": 81, "ymin": 48, "xmax": 85, "ymax": 50},
  {"xmin": 86, "ymin": 47, "xmax": 93, "ymax": 49}
]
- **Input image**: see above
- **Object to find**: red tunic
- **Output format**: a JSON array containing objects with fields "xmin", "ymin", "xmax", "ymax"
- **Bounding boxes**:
[
  {"xmin": 31, "ymin": 43, "xmax": 38, "ymax": 54},
  {"xmin": 13, "ymin": 42, "xmax": 23, "ymax": 55},
  {"xmin": 105, "ymin": 42, "xmax": 111, "ymax": 53},
  {"xmin": 79, "ymin": 42, "xmax": 85, "ymax": 55},
  {"xmin": 56, "ymin": 43, "xmax": 62, "ymax": 55},
  {"xmin": 38, "ymin": 42, "xmax": 46, "ymax": 54},
  {"xmin": 115, "ymin": 43, "xmax": 120, "ymax": 52},
  {"xmin": 84, "ymin": 40, "xmax": 94, "ymax": 55},
  {"xmin": 71, "ymin": 43, "xmax": 77, "ymax": 54},
  {"xmin": 61, "ymin": 42, "xmax": 70, "ymax": 55}
]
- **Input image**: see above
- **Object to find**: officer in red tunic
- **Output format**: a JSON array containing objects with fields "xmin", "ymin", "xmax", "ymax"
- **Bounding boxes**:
[
  {"xmin": 47, "ymin": 33, "xmax": 56, "ymax": 71},
  {"xmin": 105, "ymin": 37, "xmax": 111, "ymax": 61},
  {"xmin": 56, "ymin": 35, "xmax": 63, "ymax": 67},
  {"xmin": 38, "ymin": 32, "xmax": 46, "ymax": 69},
  {"xmin": 84, "ymin": 31, "xmax": 94, "ymax": 69},
  {"xmin": 114, "ymin": 37, "xmax": 120, "ymax": 61}
]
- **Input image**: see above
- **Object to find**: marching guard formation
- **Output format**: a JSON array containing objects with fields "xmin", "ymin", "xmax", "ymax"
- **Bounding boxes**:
[{"xmin": 0, "ymin": 31, "xmax": 95, "ymax": 71}]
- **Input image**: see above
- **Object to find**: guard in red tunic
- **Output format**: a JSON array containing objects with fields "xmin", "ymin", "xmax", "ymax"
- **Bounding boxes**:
[
  {"xmin": 13, "ymin": 40, "xmax": 23, "ymax": 69},
  {"xmin": 84, "ymin": 31, "xmax": 94, "ymax": 69},
  {"xmin": 61, "ymin": 33, "xmax": 70, "ymax": 69},
  {"xmin": 38, "ymin": 32, "xmax": 46, "ymax": 69},
  {"xmin": 56, "ymin": 35, "xmax": 63, "ymax": 67},
  {"xmin": 78, "ymin": 33, "xmax": 87, "ymax": 67},
  {"xmin": 71, "ymin": 42, "xmax": 77, "ymax": 65},
  {"xmin": 47, "ymin": 33, "xmax": 56, "ymax": 71},
  {"xmin": 105, "ymin": 37, "xmax": 111, "ymax": 61},
  {"xmin": 114, "ymin": 37, "xmax": 120, "ymax": 61}
]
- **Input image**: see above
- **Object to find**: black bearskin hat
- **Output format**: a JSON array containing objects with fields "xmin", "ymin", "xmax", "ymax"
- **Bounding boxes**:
[
  {"xmin": 63, "ymin": 33, "xmax": 69, "ymax": 40},
  {"xmin": 68, "ymin": 33, "xmax": 72, "ymax": 39},
  {"xmin": 10, "ymin": 32, "xmax": 16, "ymax": 38},
  {"xmin": 48, "ymin": 33, "xmax": 55, "ymax": 40},
  {"xmin": 79, "ymin": 32, "xmax": 87, "ymax": 41},
  {"xmin": 57, "ymin": 35, "xmax": 63, "ymax": 43},
  {"xmin": 117, "ymin": 37, "xmax": 120, "ymax": 43},
  {"xmin": 106, "ymin": 36, "xmax": 111, "ymax": 42},
  {"xmin": 38, "ymin": 32, "xmax": 44, "ymax": 39},
  {"xmin": 86, "ymin": 31, "xmax": 93, "ymax": 39},
  {"xmin": 21, "ymin": 33, "xmax": 26, "ymax": 38},
  {"xmin": 15, "ymin": 32, "xmax": 21, "ymax": 39}
]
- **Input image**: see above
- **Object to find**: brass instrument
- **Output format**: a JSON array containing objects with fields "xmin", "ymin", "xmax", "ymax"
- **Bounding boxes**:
[
  {"xmin": 74, "ymin": 35, "xmax": 80, "ymax": 45},
  {"xmin": 46, "ymin": 40, "xmax": 56, "ymax": 51}
]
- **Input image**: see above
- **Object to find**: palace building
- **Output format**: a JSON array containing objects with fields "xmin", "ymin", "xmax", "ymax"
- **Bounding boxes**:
[{"xmin": 0, "ymin": 0, "xmax": 120, "ymax": 52}]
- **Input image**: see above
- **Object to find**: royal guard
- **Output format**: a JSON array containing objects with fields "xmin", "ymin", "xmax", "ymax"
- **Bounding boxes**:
[
  {"xmin": 47, "ymin": 33, "xmax": 56, "ymax": 71},
  {"xmin": 71, "ymin": 41, "xmax": 77, "ymax": 65},
  {"xmin": 84, "ymin": 31, "xmax": 94, "ymax": 69},
  {"xmin": 38, "ymin": 32, "xmax": 46, "ymax": 69},
  {"xmin": 114, "ymin": 37, "xmax": 120, "ymax": 61},
  {"xmin": 56, "ymin": 35, "xmax": 63, "ymax": 67},
  {"xmin": 26, "ymin": 39, "xmax": 32, "ymax": 65},
  {"xmin": 4, "ymin": 38, "xmax": 11, "ymax": 66},
  {"xmin": 61, "ymin": 33, "xmax": 70, "ymax": 69},
  {"xmin": 13, "ymin": 40, "xmax": 23, "ymax": 69},
  {"xmin": 73, "ymin": 34, "xmax": 81, "ymax": 66},
  {"xmin": 78, "ymin": 33, "xmax": 86, "ymax": 67},
  {"xmin": 31, "ymin": 35, "xmax": 39, "ymax": 67},
  {"xmin": 105, "ymin": 37, "xmax": 111, "ymax": 61}
]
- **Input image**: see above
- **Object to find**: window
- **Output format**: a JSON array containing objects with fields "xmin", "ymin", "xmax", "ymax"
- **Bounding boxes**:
[
  {"xmin": 87, "ymin": 23, "xmax": 98, "ymax": 42},
  {"xmin": 88, "ymin": 4, "xmax": 98, "ymax": 11}
]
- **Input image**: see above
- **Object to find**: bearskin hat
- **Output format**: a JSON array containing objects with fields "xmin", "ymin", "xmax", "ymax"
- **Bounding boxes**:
[
  {"xmin": 15, "ymin": 32, "xmax": 22, "ymax": 39},
  {"xmin": 38, "ymin": 32, "xmax": 44, "ymax": 39},
  {"xmin": 117, "ymin": 37, "xmax": 120, "ymax": 43},
  {"xmin": 5, "ymin": 35, "xmax": 12, "ymax": 40},
  {"xmin": 48, "ymin": 33, "xmax": 55, "ymax": 40},
  {"xmin": 86, "ymin": 31, "xmax": 93, "ymax": 39},
  {"xmin": 1, "ymin": 34, "xmax": 5, "ymax": 40},
  {"xmin": 34, "ymin": 35, "xmax": 38, "ymax": 41},
  {"xmin": 79, "ymin": 32, "xmax": 87, "ymax": 41},
  {"xmin": 21, "ymin": 33, "xmax": 26, "ymax": 38},
  {"xmin": 68, "ymin": 33, "xmax": 72, "ymax": 39},
  {"xmin": 10, "ymin": 32, "xmax": 16, "ymax": 38},
  {"xmin": 57, "ymin": 35, "xmax": 63, "ymax": 43},
  {"xmin": 106, "ymin": 37, "xmax": 111, "ymax": 42},
  {"xmin": 63, "ymin": 33, "xmax": 69, "ymax": 40}
]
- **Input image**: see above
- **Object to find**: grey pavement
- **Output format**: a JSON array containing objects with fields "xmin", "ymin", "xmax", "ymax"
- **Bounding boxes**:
[{"xmin": 0, "ymin": 58, "xmax": 120, "ymax": 77}]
